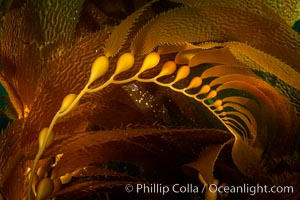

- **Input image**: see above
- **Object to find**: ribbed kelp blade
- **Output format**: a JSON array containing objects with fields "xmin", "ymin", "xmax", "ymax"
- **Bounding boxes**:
[
  {"xmin": 0, "ymin": 121, "xmax": 24, "ymax": 200},
  {"xmin": 52, "ymin": 159, "xmax": 146, "ymax": 198},
  {"xmin": 157, "ymin": 42, "xmax": 218, "ymax": 55},
  {"xmin": 173, "ymin": 0, "xmax": 296, "ymax": 26},
  {"xmin": 131, "ymin": 6, "xmax": 229, "ymax": 55},
  {"xmin": 0, "ymin": 6, "xmax": 42, "ymax": 113},
  {"xmin": 172, "ymin": 41, "xmax": 300, "ymax": 88},
  {"xmin": 201, "ymin": 72, "xmax": 262, "ymax": 139},
  {"xmin": 53, "ymin": 84, "xmax": 168, "ymax": 134},
  {"xmin": 55, "ymin": 175, "xmax": 142, "ymax": 199},
  {"xmin": 197, "ymin": 5, "xmax": 300, "ymax": 71},
  {"xmin": 172, "ymin": 62, "xmax": 298, "ymax": 182},
  {"xmin": 183, "ymin": 139, "xmax": 233, "ymax": 186},
  {"xmin": 183, "ymin": 44, "xmax": 300, "ymax": 126},
  {"xmin": 162, "ymin": 87, "xmax": 225, "ymax": 128},
  {"xmin": 27, "ymin": 0, "xmax": 84, "ymax": 49},
  {"xmin": 0, "ymin": 0, "xmax": 84, "ymax": 116},
  {"xmin": 221, "ymin": 96, "xmax": 259, "ymax": 139},
  {"xmin": 104, "ymin": 0, "xmax": 158, "ymax": 57},
  {"xmin": 132, "ymin": 82, "xmax": 225, "ymax": 128},
  {"xmin": 200, "ymin": 65, "xmax": 256, "ymax": 78},
  {"xmin": 262, "ymin": 0, "xmax": 300, "ymax": 25},
  {"xmin": 212, "ymin": 74, "xmax": 298, "ymax": 152},
  {"xmin": 178, "ymin": 43, "xmax": 300, "ymax": 129},
  {"xmin": 197, "ymin": 0, "xmax": 300, "ymax": 26},
  {"xmin": 20, "ymin": 30, "xmax": 112, "ymax": 149},
  {"xmin": 131, "ymin": 0, "xmax": 300, "ymax": 70},
  {"xmin": 175, "ymin": 46, "xmax": 241, "ymax": 66},
  {"xmin": 41, "ymin": 128, "xmax": 231, "ymax": 197},
  {"xmin": 224, "ymin": 42, "xmax": 300, "ymax": 90},
  {"xmin": 169, "ymin": 0, "xmax": 201, "ymax": 7},
  {"xmin": 149, "ymin": 43, "xmax": 299, "ymax": 163},
  {"xmin": 0, "ymin": 0, "xmax": 13, "ymax": 20}
]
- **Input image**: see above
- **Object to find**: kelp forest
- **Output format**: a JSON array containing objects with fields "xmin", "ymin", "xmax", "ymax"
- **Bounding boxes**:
[{"xmin": 0, "ymin": 0, "xmax": 299, "ymax": 199}]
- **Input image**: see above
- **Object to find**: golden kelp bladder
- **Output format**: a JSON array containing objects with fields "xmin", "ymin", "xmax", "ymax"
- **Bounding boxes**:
[{"xmin": 0, "ymin": 0, "xmax": 299, "ymax": 199}]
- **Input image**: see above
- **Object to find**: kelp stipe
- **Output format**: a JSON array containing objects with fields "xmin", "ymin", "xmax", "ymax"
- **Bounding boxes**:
[
  {"xmin": 28, "ymin": 44, "xmax": 299, "ymax": 198},
  {"xmin": 24, "ymin": 0, "xmax": 300, "ymax": 198},
  {"xmin": 0, "ymin": 0, "xmax": 299, "ymax": 199}
]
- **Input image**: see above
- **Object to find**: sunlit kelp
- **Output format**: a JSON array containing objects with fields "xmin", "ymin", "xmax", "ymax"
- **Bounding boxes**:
[{"xmin": 0, "ymin": 0, "xmax": 299, "ymax": 200}]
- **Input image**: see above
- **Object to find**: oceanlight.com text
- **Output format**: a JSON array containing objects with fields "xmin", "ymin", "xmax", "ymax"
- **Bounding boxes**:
[
  {"xmin": 124, "ymin": 183, "xmax": 294, "ymax": 196},
  {"xmin": 208, "ymin": 183, "xmax": 294, "ymax": 196}
]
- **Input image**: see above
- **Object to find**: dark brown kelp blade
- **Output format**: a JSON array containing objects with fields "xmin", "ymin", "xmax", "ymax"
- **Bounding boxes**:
[
  {"xmin": 0, "ymin": 0, "xmax": 299, "ymax": 199},
  {"xmin": 41, "ymin": 128, "xmax": 231, "ymax": 198},
  {"xmin": 183, "ymin": 140, "xmax": 233, "ymax": 185},
  {"xmin": 104, "ymin": 0, "xmax": 158, "ymax": 57},
  {"xmin": 0, "ymin": 0, "xmax": 84, "ymax": 113},
  {"xmin": 44, "ymin": 128, "xmax": 231, "ymax": 176}
]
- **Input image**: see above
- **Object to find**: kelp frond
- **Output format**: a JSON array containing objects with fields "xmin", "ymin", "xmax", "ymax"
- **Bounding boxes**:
[{"xmin": 0, "ymin": 0, "xmax": 299, "ymax": 199}]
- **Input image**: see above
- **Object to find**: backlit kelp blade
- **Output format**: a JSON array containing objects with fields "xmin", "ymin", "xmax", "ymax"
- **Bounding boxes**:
[{"xmin": 0, "ymin": 0, "xmax": 299, "ymax": 199}]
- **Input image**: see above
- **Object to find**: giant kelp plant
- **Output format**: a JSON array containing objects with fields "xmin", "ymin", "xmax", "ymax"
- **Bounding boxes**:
[{"xmin": 0, "ymin": 0, "xmax": 300, "ymax": 199}]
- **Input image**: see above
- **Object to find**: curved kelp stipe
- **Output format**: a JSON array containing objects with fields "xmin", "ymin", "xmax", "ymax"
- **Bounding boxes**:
[
  {"xmin": 0, "ymin": 1, "xmax": 299, "ymax": 200},
  {"xmin": 28, "ymin": 44, "xmax": 299, "ymax": 198}
]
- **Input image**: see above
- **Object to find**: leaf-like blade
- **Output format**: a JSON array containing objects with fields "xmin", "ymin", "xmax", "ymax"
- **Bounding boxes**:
[
  {"xmin": 197, "ymin": 5, "xmax": 300, "ymax": 71},
  {"xmin": 224, "ymin": 108, "xmax": 257, "ymax": 139},
  {"xmin": 183, "ymin": 139, "xmax": 233, "ymax": 186},
  {"xmin": 262, "ymin": 0, "xmax": 300, "ymax": 25},
  {"xmin": 201, "ymin": 65, "xmax": 255, "ymax": 79},
  {"xmin": 176, "ymin": 46, "xmax": 241, "ymax": 66},
  {"xmin": 28, "ymin": 0, "xmax": 84, "ymax": 46},
  {"xmin": 44, "ymin": 128, "xmax": 232, "ymax": 180},
  {"xmin": 210, "ymin": 74, "xmax": 261, "ymax": 88},
  {"xmin": 225, "ymin": 42, "xmax": 300, "ymax": 90},
  {"xmin": 104, "ymin": 0, "xmax": 158, "ymax": 57},
  {"xmin": 131, "ymin": 6, "xmax": 228, "ymax": 55}
]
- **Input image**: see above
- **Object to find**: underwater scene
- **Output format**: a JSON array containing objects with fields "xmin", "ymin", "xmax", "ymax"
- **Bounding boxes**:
[{"xmin": 0, "ymin": 0, "xmax": 300, "ymax": 199}]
